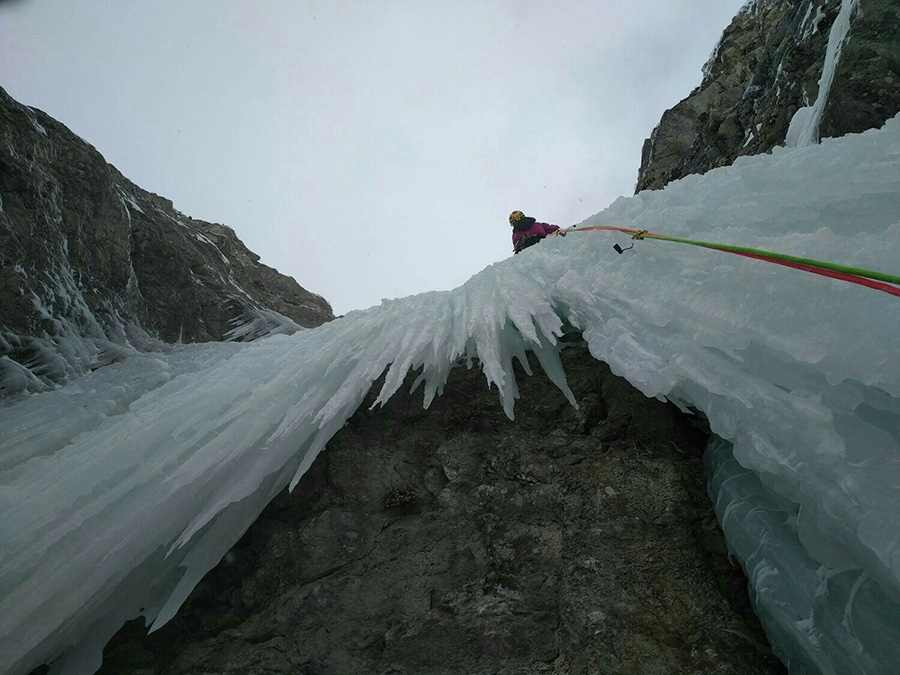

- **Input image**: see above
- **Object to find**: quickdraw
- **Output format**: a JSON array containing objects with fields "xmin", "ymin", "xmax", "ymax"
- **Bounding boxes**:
[{"xmin": 569, "ymin": 224, "xmax": 900, "ymax": 298}]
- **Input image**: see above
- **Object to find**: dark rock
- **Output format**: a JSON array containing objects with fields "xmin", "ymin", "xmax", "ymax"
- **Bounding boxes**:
[
  {"xmin": 636, "ymin": 0, "xmax": 900, "ymax": 192},
  {"xmin": 0, "ymin": 86, "xmax": 333, "ymax": 393},
  {"xmin": 98, "ymin": 345, "xmax": 786, "ymax": 675},
  {"xmin": 821, "ymin": 0, "xmax": 900, "ymax": 137}
]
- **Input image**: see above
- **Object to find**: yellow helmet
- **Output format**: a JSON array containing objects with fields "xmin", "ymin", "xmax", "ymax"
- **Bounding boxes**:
[{"xmin": 509, "ymin": 210, "xmax": 526, "ymax": 227}]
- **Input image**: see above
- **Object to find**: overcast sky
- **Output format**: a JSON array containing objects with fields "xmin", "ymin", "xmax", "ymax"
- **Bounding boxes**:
[{"xmin": 1, "ymin": 0, "xmax": 747, "ymax": 315}]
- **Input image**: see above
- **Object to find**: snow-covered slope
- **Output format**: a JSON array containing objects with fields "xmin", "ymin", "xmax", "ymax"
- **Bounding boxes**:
[{"xmin": 2, "ymin": 117, "xmax": 899, "ymax": 675}]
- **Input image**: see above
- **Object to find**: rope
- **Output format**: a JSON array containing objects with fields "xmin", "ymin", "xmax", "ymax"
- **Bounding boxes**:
[{"xmin": 569, "ymin": 225, "xmax": 900, "ymax": 298}]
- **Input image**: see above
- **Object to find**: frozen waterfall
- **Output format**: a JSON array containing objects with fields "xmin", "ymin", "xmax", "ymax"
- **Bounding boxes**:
[{"xmin": 2, "ymin": 116, "xmax": 899, "ymax": 674}]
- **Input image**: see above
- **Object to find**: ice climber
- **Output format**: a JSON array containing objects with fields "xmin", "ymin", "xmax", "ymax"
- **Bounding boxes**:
[{"xmin": 509, "ymin": 210, "xmax": 565, "ymax": 254}]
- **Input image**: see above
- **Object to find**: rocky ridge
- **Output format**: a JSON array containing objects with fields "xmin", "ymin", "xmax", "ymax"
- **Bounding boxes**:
[
  {"xmin": 636, "ymin": 0, "xmax": 900, "ymax": 192},
  {"xmin": 0, "ymin": 86, "xmax": 333, "ymax": 395}
]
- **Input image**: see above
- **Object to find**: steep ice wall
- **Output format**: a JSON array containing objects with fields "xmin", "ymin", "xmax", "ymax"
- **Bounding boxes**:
[
  {"xmin": 1, "ymin": 117, "xmax": 899, "ymax": 674},
  {"xmin": 707, "ymin": 439, "xmax": 900, "ymax": 674}
]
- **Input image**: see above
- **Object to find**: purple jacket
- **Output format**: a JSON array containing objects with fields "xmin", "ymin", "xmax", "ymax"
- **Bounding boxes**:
[{"xmin": 512, "ymin": 221, "xmax": 560, "ymax": 250}]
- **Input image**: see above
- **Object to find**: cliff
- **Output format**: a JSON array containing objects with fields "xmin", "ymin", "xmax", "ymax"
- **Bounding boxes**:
[
  {"xmin": 636, "ymin": 0, "xmax": 900, "ymax": 192},
  {"xmin": 0, "ymin": 86, "xmax": 333, "ymax": 395},
  {"xmin": 8, "ymin": 2, "xmax": 899, "ymax": 672},
  {"xmin": 96, "ymin": 345, "xmax": 785, "ymax": 675}
]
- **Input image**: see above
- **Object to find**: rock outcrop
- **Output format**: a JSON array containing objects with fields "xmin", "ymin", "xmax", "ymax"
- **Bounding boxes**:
[
  {"xmin": 96, "ymin": 345, "xmax": 785, "ymax": 675},
  {"xmin": 636, "ymin": 0, "xmax": 900, "ymax": 192},
  {"xmin": 0, "ymin": 86, "xmax": 333, "ymax": 394}
]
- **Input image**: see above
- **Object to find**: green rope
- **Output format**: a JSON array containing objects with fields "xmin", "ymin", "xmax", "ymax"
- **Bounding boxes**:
[
  {"xmin": 573, "ymin": 226, "xmax": 900, "ymax": 285},
  {"xmin": 644, "ymin": 234, "xmax": 900, "ymax": 285}
]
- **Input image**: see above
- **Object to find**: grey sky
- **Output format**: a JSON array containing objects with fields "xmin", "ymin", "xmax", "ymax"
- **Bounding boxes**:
[{"xmin": 1, "ymin": 1, "xmax": 747, "ymax": 315}]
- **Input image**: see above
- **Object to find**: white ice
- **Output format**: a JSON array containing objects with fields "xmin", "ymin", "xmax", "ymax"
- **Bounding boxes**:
[
  {"xmin": 785, "ymin": 0, "xmax": 861, "ymax": 148},
  {"xmin": 2, "ymin": 117, "xmax": 900, "ymax": 675}
]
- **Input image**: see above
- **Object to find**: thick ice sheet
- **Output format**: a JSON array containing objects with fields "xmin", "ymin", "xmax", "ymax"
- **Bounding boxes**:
[
  {"xmin": 707, "ymin": 438, "xmax": 900, "ymax": 675},
  {"xmin": 2, "ymin": 118, "xmax": 899, "ymax": 674}
]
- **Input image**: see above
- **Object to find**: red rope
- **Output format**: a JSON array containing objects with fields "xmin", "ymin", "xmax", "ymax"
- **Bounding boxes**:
[
  {"xmin": 727, "ymin": 250, "xmax": 900, "ymax": 297},
  {"xmin": 571, "ymin": 226, "xmax": 900, "ymax": 297}
]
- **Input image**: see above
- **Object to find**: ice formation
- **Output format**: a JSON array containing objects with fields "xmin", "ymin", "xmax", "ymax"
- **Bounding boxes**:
[
  {"xmin": 785, "ymin": 0, "xmax": 860, "ymax": 148},
  {"xmin": 2, "ymin": 117, "xmax": 900, "ymax": 674}
]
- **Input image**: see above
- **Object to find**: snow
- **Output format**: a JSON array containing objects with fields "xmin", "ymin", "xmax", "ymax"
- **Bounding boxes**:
[
  {"xmin": 115, "ymin": 187, "xmax": 144, "ymax": 215},
  {"xmin": 800, "ymin": 2, "xmax": 814, "ymax": 37},
  {"xmin": 743, "ymin": 122, "xmax": 764, "ymax": 148},
  {"xmin": 739, "ymin": 0, "xmax": 779, "ymax": 19},
  {"xmin": 798, "ymin": 1, "xmax": 828, "ymax": 40},
  {"xmin": 2, "ymin": 117, "xmax": 900, "ymax": 674},
  {"xmin": 191, "ymin": 230, "xmax": 230, "ymax": 265},
  {"xmin": 811, "ymin": 6, "xmax": 828, "ymax": 36},
  {"xmin": 26, "ymin": 110, "xmax": 47, "ymax": 136},
  {"xmin": 785, "ymin": 0, "xmax": 860, "ymax": 147},
  {"xmin": 743, "ymin": 131, "xmax": 755, "ymax": 148},
  {"xmin": 0, "ymin": 192, "xmax": 298, "ymax": 396},
  {"xmin": 701, "ymin": 35, "xmax": 724, "ymax": 84}
]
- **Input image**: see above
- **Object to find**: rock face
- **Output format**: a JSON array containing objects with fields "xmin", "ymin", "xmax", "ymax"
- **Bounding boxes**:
[
  {"xmin": 0, "ymin": 86, "xmax": 333, "ymax": 394},
  {"xmin": 98, "ymin": 345, "xmax": 785, "ymax": 675},
  {"xmin": 636, "ymin": 0, "xmax": 900, "ymax": 192}
]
